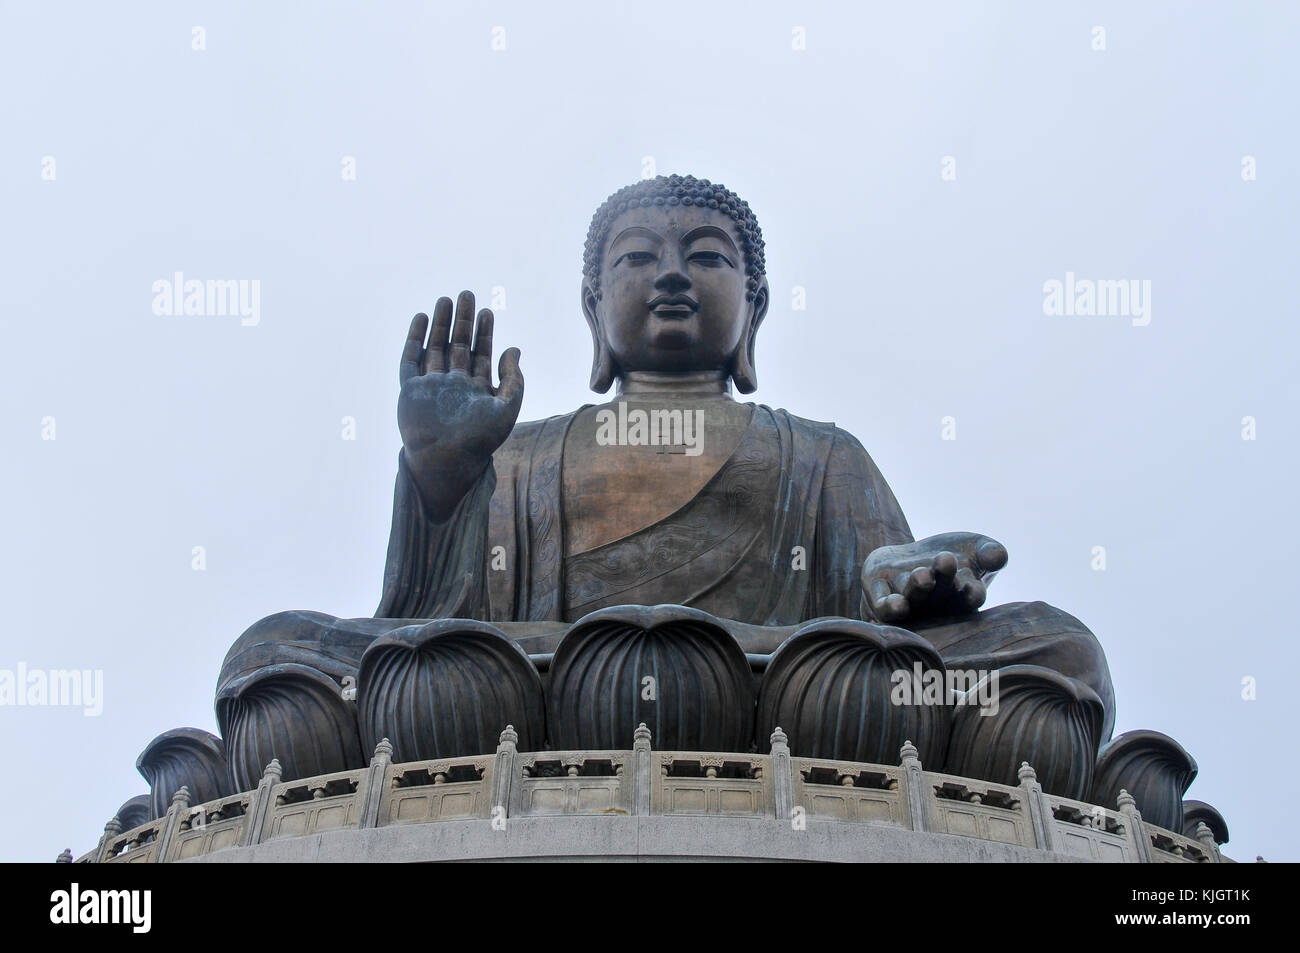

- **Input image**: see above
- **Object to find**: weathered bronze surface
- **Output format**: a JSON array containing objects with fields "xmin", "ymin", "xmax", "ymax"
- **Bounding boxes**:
[{"xmin": 185, "ymin": 175, "xmax": 1190, "ymax": 818}]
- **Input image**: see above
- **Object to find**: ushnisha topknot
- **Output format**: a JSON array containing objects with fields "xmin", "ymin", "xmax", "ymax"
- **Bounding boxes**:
[{"xmin": 583, "ymin": 174, "xmax": 766, "ymax": 301}]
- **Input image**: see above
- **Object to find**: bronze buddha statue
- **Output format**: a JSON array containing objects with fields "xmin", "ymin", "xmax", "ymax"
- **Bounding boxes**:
[{"xmin": 211, "ymin": 175, "xmax": 1124, "ymax": 807}]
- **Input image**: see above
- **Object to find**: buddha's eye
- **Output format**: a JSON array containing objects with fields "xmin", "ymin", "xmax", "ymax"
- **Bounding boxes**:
[
  {"xmin": 688, "ymin": 251, "xmax": 733, "ymax": 268},
  {"xmin": 614, "ymin": 251, "xmax": 655, "ymax": 267}
]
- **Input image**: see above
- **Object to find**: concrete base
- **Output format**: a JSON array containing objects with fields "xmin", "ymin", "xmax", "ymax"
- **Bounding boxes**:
[{"xmin": 183, "ymin": 814, "xmax": 1093, "ymax": 863}]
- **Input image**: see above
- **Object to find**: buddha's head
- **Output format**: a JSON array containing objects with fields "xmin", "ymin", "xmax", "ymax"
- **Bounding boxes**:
[{"xmin": 582, "ymin": 175, "xmax": 770, "ymax": 394}]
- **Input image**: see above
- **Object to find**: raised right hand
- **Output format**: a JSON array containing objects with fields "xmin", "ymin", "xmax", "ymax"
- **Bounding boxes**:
[{"xmin": 397, "ymin": 290, "xmax": 523, "ymax": 519}]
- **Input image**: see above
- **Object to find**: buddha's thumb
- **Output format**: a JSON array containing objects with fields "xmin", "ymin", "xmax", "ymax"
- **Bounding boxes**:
[{"xmin": 498, "ymin": 348, "xmax": 524, "ymax": 403}]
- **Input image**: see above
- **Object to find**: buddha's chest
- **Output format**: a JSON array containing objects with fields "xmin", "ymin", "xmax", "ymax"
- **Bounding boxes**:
[{"xmin": 561, "ymin": 400, "xmax": 756, "ymax": 555}]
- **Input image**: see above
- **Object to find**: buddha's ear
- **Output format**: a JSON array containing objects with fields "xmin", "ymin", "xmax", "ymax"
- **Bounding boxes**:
[
  {"xmin": 582, "ymin": 281, "xmax": 616, "ymax": 393},
  {"xmin": 730, "ymin": 277, "xmax": 769, "ymax": 394}
]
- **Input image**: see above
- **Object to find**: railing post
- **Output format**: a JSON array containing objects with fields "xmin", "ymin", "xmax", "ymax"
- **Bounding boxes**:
[
  {"xmin": 1117, "ymin": 789, "xmax": 1152, "ymax": 863},
  {"xmin": 491, "ymin": 725, "xmax": 518, "ymax": 822},
  {"xmin": 1194, "ymin": 821, "xmax": 1222, "ymax": 863},
  {"xmin": 357, "ymin": 738, "xmax": 394, "ymax": 829},
  {"xmin": 769, "ymin": 727, "xmax": 793, "ymax": 823},
  {"xmin": 93, "ymin": 816, "xmax": 121, "ymax": 864},
  {"xmin": 633, "ymin": 723, "xmax": 652, "ymax": 816},
  {"xmin": 1018, "ymin": 762, "xmax": 1055, "ymax": 853},
  {"xmin": 155, "ymin": 785, "xmax": 190, "ymax": 862},
  {"xmin": 899, "ymin": 740, "xmax": 929, "ymax": 833},
  {"xmin": 240, "ymin": 758, "xmax": 282, "ymax": 847}
]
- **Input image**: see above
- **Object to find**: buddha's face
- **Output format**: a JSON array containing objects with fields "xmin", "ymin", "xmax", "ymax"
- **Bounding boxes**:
[{"xmin": 584, "ymin": 204, "xmax": 768, "ymax": 380}]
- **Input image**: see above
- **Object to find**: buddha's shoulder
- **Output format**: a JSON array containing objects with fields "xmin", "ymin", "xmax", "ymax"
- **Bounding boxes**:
[{"xmin": 749, "ymin": 404, "xmax": 867, "ymax": 449}]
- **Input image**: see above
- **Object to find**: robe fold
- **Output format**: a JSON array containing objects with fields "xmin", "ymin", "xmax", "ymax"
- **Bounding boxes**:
[{"xmin": 374, "ymin": 404, "xmax": 914, "ymax": 625}]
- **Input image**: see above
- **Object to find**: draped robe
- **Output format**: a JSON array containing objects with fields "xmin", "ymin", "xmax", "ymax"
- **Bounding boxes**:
[{"xmin": 375, "ymin": 403, "xmax": 913, "ymax": 624}]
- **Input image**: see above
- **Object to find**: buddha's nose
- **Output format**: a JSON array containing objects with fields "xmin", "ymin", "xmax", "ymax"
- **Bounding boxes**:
[{"xmin": 653, "ymin": 248, "xmax": 691, "ymax": 293}]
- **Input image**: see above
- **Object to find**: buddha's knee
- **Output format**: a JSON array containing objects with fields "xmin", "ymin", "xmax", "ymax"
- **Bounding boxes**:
[
  {"xmin": 215, "ymin": 610, "xmax": 367, "ymax": 791},
  {"xmin": 921, "ymin": 600, "xmax": 1114, "ymax": 740}
]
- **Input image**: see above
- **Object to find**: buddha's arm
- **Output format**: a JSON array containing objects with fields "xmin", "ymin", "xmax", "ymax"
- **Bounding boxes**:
[
  {"xmin": 812, "ymin": 428, "xmax": 915, "ymax": 619},
  {"xmin": 840, "ymin": 420, "xmax": 1009, "ymax": 624},
  {"xmin": 377, "ymin": 292, "xmax": 525, "ymax": 618},
  {"xmin": 374, "ymin": 449, "xmax": 496, "ymax": 619},
  {"xmin": 814, "ymin": 428, "xmax": 1009, "ymax": 626}
]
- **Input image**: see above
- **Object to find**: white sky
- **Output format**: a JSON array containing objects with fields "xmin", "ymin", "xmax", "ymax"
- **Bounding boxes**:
[{"xmin": 2, "ymin": 1, "xmax": 1296, "ymax": 862}]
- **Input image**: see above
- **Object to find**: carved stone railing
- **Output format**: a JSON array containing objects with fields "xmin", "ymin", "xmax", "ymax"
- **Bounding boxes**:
[
  {"xmin": 382, "ymin": 753, "xmax": 495, "ymax": 827},
  {"xmin": 514, "ymin": 746, "xmax": 631, "ymax": 817},
  {"xmin": 924, "ymin": 769, "xmax": 1036, "ymax": 847},
  {"xmin": 655, "ymin": 749, "xmax": 771, "ymax": 816},
  {"xmin": 1042, "ymin": 790, "xmax": 1142, "ymax": 862},
  {"xmin": 171, "ymin": 790, "xmax": 252, "ymax": 860},
  {"xmin": 95, "ymin": 813, "xmax": 165, "ymax": 864},
  {"xmin": 1149, "ymin": 823, "xmax": 1220, "ymax": 864},
  {"xmin": 262, "ymin": 767, "xmax": 367, "ymax": 841},
  {"xmin": 75, "ymin": 726, "xmax": 1234, "ymax": 864}
]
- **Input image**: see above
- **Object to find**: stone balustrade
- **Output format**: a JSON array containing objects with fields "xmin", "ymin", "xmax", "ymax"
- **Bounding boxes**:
[{"xmin": 75, "ymin": 726, "xmax": 1231, "ymax": 864}]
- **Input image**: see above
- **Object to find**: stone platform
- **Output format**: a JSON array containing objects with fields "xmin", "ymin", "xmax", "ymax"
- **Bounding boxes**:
[{"xmin": 77, "ymin": 728, "xmax": 1229, "ymax": 864}]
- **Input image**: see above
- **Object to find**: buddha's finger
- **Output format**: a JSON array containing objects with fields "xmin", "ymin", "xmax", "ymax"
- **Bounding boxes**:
[
  {"xmin": 448, "ymin": 290, "xmax": 475, "ymax": 373},
  {"xmin": 953, "ymin": 569, "xmax": 986, "ymax": 611},
  {"xmin": 496, "ymin": 347, "xmax": 524, "ymax": 411},
  {"xmin": 401, "ymin": 313, "xmax": 428, "ymax": 384},
  {"xmin": 931, "ymin": 551, "xmax": 959, "ymax": 584},
  {"xmin": 899, "ymin": 566, "xmax": 935, "ymax": 603},
  {"xmin": 424, "ymin": 297, "xmax": 453, "ymax": 374},
  {"xmin": 472, "ymin": 309, "xmax": 494, "ymax": 380},
  {"xmin": 868, "ymin": 578, "xmax": 902, "ymax": 619},
  {"xmin": 878, "ymin": 593, "xmax": 908, "ymax": 622},
  {"xmin": 974, "ymin": 538, "xmax": 1008, "ymax": 573}
]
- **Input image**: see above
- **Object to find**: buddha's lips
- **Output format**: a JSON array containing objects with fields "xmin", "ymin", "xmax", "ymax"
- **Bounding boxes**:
[
  {"xmin": 648, "ymin": 295, "xmax": 699, "ymax": 318},
  {"xmin": 649, "ymin": 294, "xmax": 698, "ymax": 308}
]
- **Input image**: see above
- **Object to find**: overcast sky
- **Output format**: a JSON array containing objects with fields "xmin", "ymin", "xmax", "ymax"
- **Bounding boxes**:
[{"xmin": 2, "ymin": 1, "xmax": 1296, "ymax": 862}]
